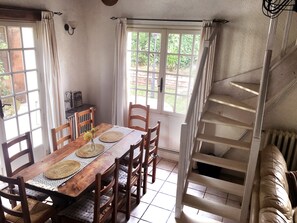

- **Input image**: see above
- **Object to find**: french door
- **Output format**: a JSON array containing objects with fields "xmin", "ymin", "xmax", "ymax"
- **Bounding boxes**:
[
  {"xmin": 127, "ymin": 27, "xmax": 201, "ymax": 151},
  {"xmin": 0, "ymin": 22, "xmax": 48, "ymax": 174}
]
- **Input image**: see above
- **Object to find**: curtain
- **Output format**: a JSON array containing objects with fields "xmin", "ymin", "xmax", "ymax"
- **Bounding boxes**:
[
  {"xmin": 111, "ymin": 18, "xmax": 128, "ymax": 126},
  {"xmin": 37, "ymin": 11, "xmax": 63, "ymax": 152}
]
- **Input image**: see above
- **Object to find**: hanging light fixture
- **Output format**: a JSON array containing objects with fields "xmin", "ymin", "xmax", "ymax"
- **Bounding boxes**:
[
  {"xmin": 102, "ymin": 0, "xmax": 118, "ymax": 6},
  {"xmin": 262, "ymin": 0, "xmax": 297, "ymax": 18}
]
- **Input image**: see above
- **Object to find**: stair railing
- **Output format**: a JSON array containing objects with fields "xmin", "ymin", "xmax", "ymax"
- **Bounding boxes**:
[{"xmin": 175, "ymin": 23, "xmax": 218, "ymax": 218}]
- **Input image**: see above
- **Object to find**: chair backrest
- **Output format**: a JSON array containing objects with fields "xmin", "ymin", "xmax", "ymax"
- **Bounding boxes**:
[
  {"xmin": 126, "ymin": 135, "xmax": 145, "ymax": 186},
  {"xmin": 145, "ymin": 121, "xmax": 161, "ymax": 163},
  {"xmin": 94, "ymin": 158, "xmax": 119, "ymax": 223},
  {"xmin": 0, "ymin": 175, "xmax": 31, "ymax": 223},
  {"xmin": 2, "ymin": 132, "xmax": 34, "ymax": 177},
  {"xmin": 51, "ymin": 122, "xmax": 73, "ymax": 151},
  {"xmin": 74, "ymin": 107, "xmax": 95, "ymax": 138},
  {"xmin": 128, "ymin": 102, "xmax": 150, "ymax": 132}
]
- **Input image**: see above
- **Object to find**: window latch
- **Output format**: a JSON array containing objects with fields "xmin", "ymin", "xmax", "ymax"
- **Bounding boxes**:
[{"xmin": 158, "ymin": 78, "xmax": 163, "ymax": 93}]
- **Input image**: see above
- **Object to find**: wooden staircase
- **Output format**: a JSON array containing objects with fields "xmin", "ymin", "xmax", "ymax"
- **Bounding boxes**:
[{"xmin": 183, "ymin": 81, "xmax": 258, "ymax": 222}]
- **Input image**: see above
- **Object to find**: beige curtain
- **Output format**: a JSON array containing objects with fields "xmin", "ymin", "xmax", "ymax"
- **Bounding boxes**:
[
  {"xmin": 112, "ymin": 18, "xmax": 128, "ymax": 126},
  {"xmin": 37, "ymin": 11, "xmax": 63, "ymax": 152}
]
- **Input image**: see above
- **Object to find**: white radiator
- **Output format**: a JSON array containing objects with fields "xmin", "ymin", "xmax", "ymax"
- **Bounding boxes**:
[{"xmin": 263, "ymin": 129, "xmax": 297, "ymax": 170}]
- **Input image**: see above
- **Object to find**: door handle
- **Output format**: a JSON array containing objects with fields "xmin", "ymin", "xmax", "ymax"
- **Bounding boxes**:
[{"xmin": 158, "ymin": 78, "xmax": 163, "ymax": 93}]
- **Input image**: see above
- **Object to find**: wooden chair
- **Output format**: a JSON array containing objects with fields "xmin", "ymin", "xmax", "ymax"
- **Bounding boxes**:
[
  {"xmin": 58, "ymin": 158, "xmax": 119, "ymax": 223},
  {"xmin": 51, "ymin": 122, "xmax": 73, "ymax": 151},
  {"xmin": 0, "ymin": 175, "xmax": 57, "ymax": 223},
  {"xmin": 128, "ymin": 102, "xmax": 150, "ymax": 132},
  {"xmin": 118, "ymin": 135, "xmax": 145, "ymax": 220},
  {"xmin": 1, "ymin": 132, "xmax": 48, "ymax": 207},
  {"xmin": 143, "ymin": 121, "xmax": 161, "ymax": 195},
  {"xmin": 74, "ymin": 107, "xmax": 95, "ymax": 138}
]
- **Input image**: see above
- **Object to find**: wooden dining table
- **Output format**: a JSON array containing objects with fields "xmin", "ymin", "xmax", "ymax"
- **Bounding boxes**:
[{"xmin": 14, "ymin": 123, "xmax": 144, "ymax": 203}]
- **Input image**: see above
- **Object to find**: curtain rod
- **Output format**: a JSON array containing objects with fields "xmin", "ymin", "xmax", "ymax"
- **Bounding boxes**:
[{"xmin": 110, "ymin": 17, "xmax": 229, "ymax": 24}]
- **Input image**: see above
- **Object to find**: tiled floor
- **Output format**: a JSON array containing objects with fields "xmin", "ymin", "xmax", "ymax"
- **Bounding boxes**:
[{"xmin": 116, "ymin": 157, "xmax": 241, "ymax": 223}]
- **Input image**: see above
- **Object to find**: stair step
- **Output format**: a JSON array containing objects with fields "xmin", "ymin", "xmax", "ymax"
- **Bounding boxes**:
[
  {"xmin": 197, "ymin": 134, "xmax": 251, "ymax": 151},
  {"xmin": 201, "ymin": 111, "xmax": 253, "ymax": 130},
  {"xmin": 209, "ymin": 94, "xmax": 256, "ymax": 113},
  {"xmin": 188, "ymin": 172, "xmax": 244, "ymax": 197},
  {"xmin": 183, "ymin": 194, "xmax": 241, "ymax": 222},
  {"xmin": 230, "ymin": 81, "xmax": 260, "ymax": 95},
  {"xmin": 192, "ymin": 153, "xmax": 247, "ymax": 173}
]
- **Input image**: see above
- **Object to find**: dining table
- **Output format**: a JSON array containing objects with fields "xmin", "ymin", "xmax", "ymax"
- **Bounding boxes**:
[{"xmin": 13, "ymin": 123, "xmax": 145, "ymax": 205}]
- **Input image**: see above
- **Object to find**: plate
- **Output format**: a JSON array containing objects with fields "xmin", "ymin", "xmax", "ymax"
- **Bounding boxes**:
[
  {"xmin": 99, "ymin": 131, "xmax": 124, "ymax": 143},
  {"xmin": 75, "ymin": 144, "xmax": 104, "ymax": 158},
  {"xmin": 44, "ymin": 160, "xmax": 81, "ymax": 180}
]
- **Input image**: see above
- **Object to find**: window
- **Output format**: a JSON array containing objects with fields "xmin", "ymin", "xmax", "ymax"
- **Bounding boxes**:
[
  {"xmin": 127, "ymin": 28, "xmax": 201, "ymax": 115},
  {"xmin": 0, "ymin": 23, "xmax": 44, "ymax": 150}
]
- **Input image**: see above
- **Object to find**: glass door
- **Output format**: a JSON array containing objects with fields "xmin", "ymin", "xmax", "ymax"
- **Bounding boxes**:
[{"xmin": 0, "ymin": 22, "xmax": 47, "ymax": 174}]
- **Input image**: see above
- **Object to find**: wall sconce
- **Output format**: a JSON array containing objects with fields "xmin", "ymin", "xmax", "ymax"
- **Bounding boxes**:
[{"xmin": 64, "ymin": 21, "xmax": 77, "ymax": 35}]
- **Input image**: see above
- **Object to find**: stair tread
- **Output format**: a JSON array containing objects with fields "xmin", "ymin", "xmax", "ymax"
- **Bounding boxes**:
[
  {"xmin": 192, "ymin": 153, "xmax": 247, "ymax": 172},
  {"xmin": 197, "ymin": 133, "xmax": 251, "ymax": 151},
  {"xmin": 209, "ymin": 94, "xmax": 256, "ymax": 113},
  {"xmin": 201, "ymin": 111, "xmax": 253, "ymax": 130},
  {"xmin": 183, "ymin": 194, "xmax": 241, "ymax": 221},
  {"xmin": 230, "ymin": 82, "xmax": 260, "ymax": 95},
  {"xmin": 188, "ymin": 172, "xmax": 244, "ymax": 197}
]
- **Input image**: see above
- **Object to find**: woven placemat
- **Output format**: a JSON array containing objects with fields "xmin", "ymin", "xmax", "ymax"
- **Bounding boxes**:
[
  {"xmin": 44, "ymin": 160, "xmax": 81, "ymax": 180},
  {"xmin": 99, "ymin": 131, "xmax": 124, "ymax": 143},
  {"xmin": 75, "ymin": 144, "xmax": 104, "ymax": 158}
]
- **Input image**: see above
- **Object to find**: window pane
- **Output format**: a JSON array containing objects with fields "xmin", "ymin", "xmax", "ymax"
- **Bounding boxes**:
[
  {"xmin": 13, "ymin": 73, "xmax": 26, "ymax": 93},
  {"xmin": 137, "ymin": 72, "xmax": 147, "ymax": 90},
  {"xmin": 18, "ymin": 114, "xmax": 30, "ymax": 134},
  {"xmin": 24, "ymin": 50, "xmax": 36, "ymax": 70},
  {"xmin": 179, "ymin": 56, "xmax": 192, "ymax": 75},
  {"xmin": 164, "ymin": 94, "xmax": 175, "ymax": 112},
  {"xmin": 128, "ymin": 32, "xmax": 137, "ymax": 51},
  {"xmin": 129, "ymin": 89, "xmax": 135, "ymax": 104},
  {"xmin": 177, "ymin": 76, "xmax": 190, "ymax": 95},
  {"xmin": 149, "ymin": 53, "xmax": 160, "ymax": 72},
  {"xmin": 176, "ymin": 95, "xmax": 188, "ymax": 114},
  {"xmin": 147, "ymin": 91, "xmax": 158, "ymax": 109},
  {"xmin": 31, "ymin": 110, "xmax": 41, "ymax": 129},
  {"xmin": 22, "ymin": 27, "xmax": 34, "ymax": 48},
  {"xmin": 0, "ymin": 74, "xmax": 13, "ymax": 96},
  {"xmin": 11, "ymin": 50, "xmax": 24, "ymax": 72},
  {"xmin": 166, "ymin": 55, "xmax": 178, "ymax": 74},
  {"xmin": 136, "ymin": 90, "xmax": 146, "ymax": 104},
  {"xmin": 3, "ymin": 97, "xmax": 15, "ymax": 118},
  {"xmin": 192, "ymin": 56, "xmax": 198, "ymax": 76},
  {"xmin": 128, "ymin": 52, "xmax": 137, "ymax": 69},
  {"xmin": 32, "ymin": 128, "xmax": 42, "ymax": 147},
  {"xmin": 167, "ymin": 34, "xmax": 180, "ymax": 54},
  {"xmin": 165, "ymin": 75, "xmax": 177, "ymax": 94},
  {"xmin": 138, "ymin": 32, "xmax": 149, "ymax": 51},
  {"xmin": 0, "ymin": 26, "xmax": 8, "ymax": 49},
  {"xmin": 28, "ymin": 91, "xmax": 40, "ymax": 110},
  {"xmin": 129, "ymin": 70, "xmax": 136, "ymax": 89},
  {"xmin": 181, "ymin": 34, "xmax": 194, "ymax": 55},
  {"xmin": 0, "ymin": 51, "xmax": 10, "ymax": 73},
  {"xmin": 138, "ymin": 52, "xmax": 148, "ymax": 70},
  {"xmin": 27, "ymin": 71, "xmax": 38, "ymax": 90},
  {"xmin": 4, "ymin": 118, "xmax": 18, "ymax": 140},
  {"xmin": 148, "ymin": 73, "xmax": 159, "ymax": 91},
  {"xmin": 150, "ymin": 33, "xmax": 161, "ymax": 52},
  {"xmin": 16, "ymin": 94, "xmax": 28, "ymax": 115},
  {"xmin": 8, "ymin": 26, "xmax": 22, "ymax": 49}
]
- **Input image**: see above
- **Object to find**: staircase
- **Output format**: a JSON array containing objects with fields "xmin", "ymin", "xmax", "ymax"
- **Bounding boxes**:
[
  {"xmin": 175, "ymin": 15, "xmax": 297, "ymax": 222},
  {"xmin": 184, "ymin": 81, "xmax": 259, "ymax": 223}
]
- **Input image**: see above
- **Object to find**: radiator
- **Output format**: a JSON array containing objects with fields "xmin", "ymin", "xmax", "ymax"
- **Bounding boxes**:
[{"xmin": 263, "ymin": 129, "xmax": 297, "ymax": 170}]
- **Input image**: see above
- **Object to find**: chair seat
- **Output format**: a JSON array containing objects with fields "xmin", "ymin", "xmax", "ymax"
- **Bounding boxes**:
[
  {"xmin": 6, "ymin": 198, "xmax": 56, "ymax": 223},
  {"xmin": 58, "ymin": 192, "xmax": 111, "ymax": 223}
]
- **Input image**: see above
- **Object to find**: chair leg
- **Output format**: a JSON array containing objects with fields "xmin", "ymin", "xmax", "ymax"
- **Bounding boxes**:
[
  {"xmin": 143, "ymin": 166, "xmax": 148, "ymax": 195},
  {"xmin": 126, "ymin": 188, "xmax": 131, "ymax": 221},
  {"xmin": 152, "ymin": 158, "xmax": 157, "ymax": 183},
  {"xmin": 136, "ymin": 175, "xmax": 141, "ymax": 204}
]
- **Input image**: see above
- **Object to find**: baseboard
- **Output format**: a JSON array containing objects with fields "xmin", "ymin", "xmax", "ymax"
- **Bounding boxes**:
[{"xmin": 158, "ymin": 147, "xmax": 179, "ymax": 161}]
